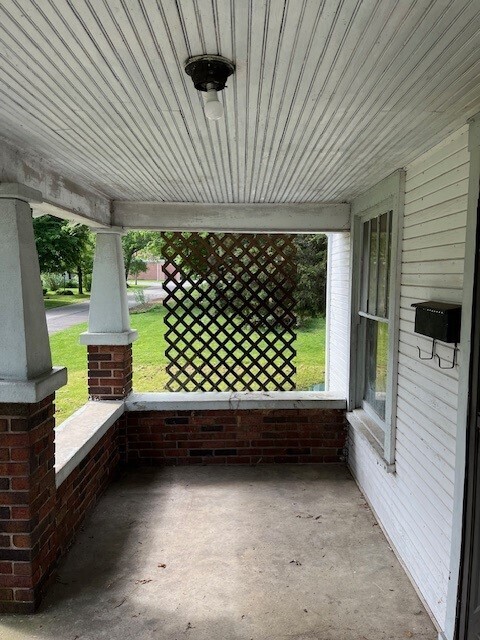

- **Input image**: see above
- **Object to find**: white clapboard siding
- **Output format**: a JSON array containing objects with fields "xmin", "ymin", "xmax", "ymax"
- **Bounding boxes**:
[
  {"xmin": 326, "ymin": 232, "xmax": 351, "ymax": 396},
  {"xmin": 348, "ymin": 125, "xmax": 469, "ymax": 630}
]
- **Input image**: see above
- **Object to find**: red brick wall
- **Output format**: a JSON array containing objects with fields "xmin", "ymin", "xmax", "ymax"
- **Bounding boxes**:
[
  {"xmin": 1, "ymin": 402, "xmax": 346, "ymax": 614},
  {"xmin": 125, "ymin": 408, "xmax": 346, "ymax": 465},
  {"xmin": 0, "ymin": 402, "xmax": 122, "ymax": 614},
  {"xmin": 0, "ymin": 396, "xmax": 57, "ymax": 613},
  {"xmin": 130, "ymin": 261, "xmax": 165, "ymax": 281},
  {"xmin": 87, "ymin": 345, "xmax": 133, "ymax": 400},
  {"xmin": 56, "ymin": 420, "xmax": 121, "ymax": 557}
]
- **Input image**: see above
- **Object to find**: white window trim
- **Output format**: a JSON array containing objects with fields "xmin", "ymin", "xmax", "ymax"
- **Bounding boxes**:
[{"xmin": 348, "ymin": 170, "xmax": 405, "ymax": 468}]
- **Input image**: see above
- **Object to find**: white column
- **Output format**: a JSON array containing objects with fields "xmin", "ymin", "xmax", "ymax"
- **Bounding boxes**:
[
  {"xmin": 0, "ymin": 183, "xmax": 67, "ymax": 402},
  {"xmin": 80, "ymin": 229, "xmax": 138, "ymax": 345}
]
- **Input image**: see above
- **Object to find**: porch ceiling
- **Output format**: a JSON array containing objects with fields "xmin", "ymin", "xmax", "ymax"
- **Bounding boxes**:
[{"xmin": 0, "ymin": 1, "xmax": 479, "ymax": 215}]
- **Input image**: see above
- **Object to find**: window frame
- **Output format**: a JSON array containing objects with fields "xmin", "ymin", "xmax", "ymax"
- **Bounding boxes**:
[
  {"xmin": 349, "ymin": 171, "xmax": 405, "ymax": 467},
  {"xmin": 360, "ymin": 210, "xmax": 392, "ymax": 425}
]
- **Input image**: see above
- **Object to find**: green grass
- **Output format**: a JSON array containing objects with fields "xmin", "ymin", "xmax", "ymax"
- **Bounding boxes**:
[
  {"xmin": 50, "ymin": 322, "xmax": 90, "ymax": 422},
  {"xmin": 126, "ymin": 283, "xmax": 149, "ymax": 290},
  {"xmin": 43, "ymin": 291, "xmax": 90, "ymax": 309},
  {"xmin": 44, "ymin": 283, "xmax": 148, "ymax": 309},
  {"xmin": 50, "ymin": 305, "xmax": 325, "ymax": 423}
]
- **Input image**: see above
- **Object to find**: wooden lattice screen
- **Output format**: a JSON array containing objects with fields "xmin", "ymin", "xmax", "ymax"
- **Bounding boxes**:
[{"xmin": 161, "ymin": 233, "xmax": 297, "ymax": 392}]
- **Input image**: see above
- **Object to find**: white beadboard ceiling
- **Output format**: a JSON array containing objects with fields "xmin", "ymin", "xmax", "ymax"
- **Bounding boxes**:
[{"xmin": 0, "ymin": 0, "xmax": 479, "ymax": 205}]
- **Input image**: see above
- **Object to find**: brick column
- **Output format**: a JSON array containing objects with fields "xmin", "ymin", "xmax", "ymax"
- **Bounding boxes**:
[
  {"xmin": 87, "ymin": 344, "xmax": 133, "ymax": 400},
  {"xmin": 80, "ymin": 230, "xmax": 137, "ymax": 400},
  {"xmin": 0, "ymin": 395, "xmax": 56, "ymax": 613},
  {"xmin": 0, "ymin": 184, "xmax": 66, "ymax": 614}
]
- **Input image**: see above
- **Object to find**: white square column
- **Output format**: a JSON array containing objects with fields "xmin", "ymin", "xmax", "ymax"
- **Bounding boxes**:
[
  {"xmin": 0, "ymin": 183, "xmax": 67, "ymax": 402},
  {"xmin": 80, "ymin": 229, "xmax": 138, "ymax": 346}
]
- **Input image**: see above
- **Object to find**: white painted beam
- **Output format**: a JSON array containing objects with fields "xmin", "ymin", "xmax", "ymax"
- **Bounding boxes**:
[
  {"xmin": 0, "ymin": 140, "xmax": 111, "ymax": 227},
  {"xmin": 32, "ymin": 202, "xmax": 109, "ymax": 228},
  {"xmin": 112, "ymin": 202, "xmax": 350, "ymax": 233}
]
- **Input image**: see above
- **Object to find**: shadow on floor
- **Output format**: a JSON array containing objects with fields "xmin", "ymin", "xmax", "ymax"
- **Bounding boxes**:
[{"xmin": 0, "ymin": 464, "xmax": 437, "ymax": 640}]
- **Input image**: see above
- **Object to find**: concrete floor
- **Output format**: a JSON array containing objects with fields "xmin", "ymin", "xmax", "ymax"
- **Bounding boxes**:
[{"xmin": 0, "ymin": 465, "xmax": 437, "ymax": 640}]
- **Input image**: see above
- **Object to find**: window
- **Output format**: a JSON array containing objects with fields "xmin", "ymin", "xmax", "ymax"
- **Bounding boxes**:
[
  {"xmin": 349, "ymin": 170, "xmax": 404, "ymax": 469},
  {"xmin": 359, "ymin": 212, "xmax": 392, "ymax": 424}
]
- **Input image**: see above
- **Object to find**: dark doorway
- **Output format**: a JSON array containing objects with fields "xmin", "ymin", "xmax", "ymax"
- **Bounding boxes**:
[{"xmin": 458, "ymin": 190, "xmax": 480, "ymax": 639}]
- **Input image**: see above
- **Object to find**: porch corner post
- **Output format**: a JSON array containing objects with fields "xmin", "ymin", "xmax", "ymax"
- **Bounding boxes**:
[
  {"xmin": 80, "ymin": 229, "xmax": 137, "ymax": 400},
  {"xmin": 0, "ymin": 183, "xmax": 67, "ymax": 613}
]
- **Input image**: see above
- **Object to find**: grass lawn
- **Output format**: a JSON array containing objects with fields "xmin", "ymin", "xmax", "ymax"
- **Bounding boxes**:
[
  {"xmin": 44, "ymin": 283, "xmax": 148, "ymax": 309},
  {"xmin": 126, "ymin": 283, "xmax": 149, "ymax": 290},
  {"xmin": 43, "ymin": 291, "xmax": 90, "ymax": 309},
  {"xmin": 50, "ymin": 305, "xmax": 325, "ymax": 423}
]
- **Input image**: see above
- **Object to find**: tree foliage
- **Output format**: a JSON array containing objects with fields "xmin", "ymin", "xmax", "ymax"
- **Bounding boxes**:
[
  {"xmin": 33, "ymin": 216, "xmax": 94, "ymax": 293},
  {"xmin": 295, "ymin": 234, "xmax": 328, "ymax": 322},
  {"xmin": 159, "ymin": 232, "xmax": 328, "ymax": 325},
  {"xmin": 129, "ymin": 257, "xmax": 148, "ymax": 284},
  {"xmin": 122, "ymin": 231, "xmax": 163, "ymax": 280},
  {"xmin": 34, "ymin": 223, "xmax": 328, "ymax": 316}
]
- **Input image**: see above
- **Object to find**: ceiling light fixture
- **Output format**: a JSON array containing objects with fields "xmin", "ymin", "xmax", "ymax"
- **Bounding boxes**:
[{"xmin": 185, "ymin": 54, "xmax": 235, "ymax": 121}]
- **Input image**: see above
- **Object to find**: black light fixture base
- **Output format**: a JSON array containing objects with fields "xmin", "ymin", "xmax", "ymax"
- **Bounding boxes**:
[{"xmin": 185, "ymin": 54, "xmax": 235, "ymax": 92}]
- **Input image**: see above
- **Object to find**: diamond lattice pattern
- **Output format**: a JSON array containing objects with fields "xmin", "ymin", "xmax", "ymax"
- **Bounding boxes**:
[{"xmin": 161, "ymin": 233, "xmax": 297, "ymax": 392}]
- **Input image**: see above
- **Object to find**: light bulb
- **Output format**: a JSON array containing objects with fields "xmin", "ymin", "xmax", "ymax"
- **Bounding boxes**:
[{"xmin": 204, "ymin": 87, "xmax": 224, "ymax": 120}]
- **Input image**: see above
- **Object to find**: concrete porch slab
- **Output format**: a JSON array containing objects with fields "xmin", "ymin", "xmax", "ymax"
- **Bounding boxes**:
[{"xmin": 0, "ymin": 465, "xmax": 437, "ymax": 640}]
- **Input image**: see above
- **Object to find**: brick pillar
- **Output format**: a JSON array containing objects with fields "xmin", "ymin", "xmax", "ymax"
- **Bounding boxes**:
[
  {"xmin": 80, "ymin": 230, "xmax": 137, "ymax": 399},
  {"xmin": 87, "ymin": 344, "xmax": 133, "ymax": 400},
  {"xmin": 0, "ymin": 395, "xmax": 56, "ymax": 613}
]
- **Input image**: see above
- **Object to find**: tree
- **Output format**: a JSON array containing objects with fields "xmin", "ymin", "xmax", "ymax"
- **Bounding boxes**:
[
  {"xmin": 33, "ymin": 216, "xmax": 78, "ymax": 274},
  {"xmin": 33, "ymin": 215, "xmax": 94, "ymax": 294},
  {"xmin": 294, "ymin": 234, "xmax": 328, "ymax": 322},
  {"xmin": 70, "ymin": 226, "xmax": 94, "ymax": 294},
  {"xmin": 122, "ymin": 231, "xmax": 163, "ymax": 281},
  {"xmin": 129, "ymin": 257, "xmax": 148, "ymax": 285},
  {"xmin": 160, "ymin": 232, "xmax": 328, "ymax": 325}
]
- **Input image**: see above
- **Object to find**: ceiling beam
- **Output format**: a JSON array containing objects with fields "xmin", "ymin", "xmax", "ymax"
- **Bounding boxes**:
[
  {"xmin": 0, "ymin": 141, "xmax": 111, "ymax": 227},
  {"xmin": 112, "ymin": 202, "xmax": 350, "ymax": 233}
]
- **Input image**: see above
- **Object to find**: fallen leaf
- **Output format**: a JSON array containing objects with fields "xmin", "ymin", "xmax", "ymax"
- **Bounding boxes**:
[{"xmin": 158, "ymin": 563, "xmax": 167, "ymax": 569}]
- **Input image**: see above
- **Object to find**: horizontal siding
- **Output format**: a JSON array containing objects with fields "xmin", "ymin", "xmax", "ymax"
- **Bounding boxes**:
[
  {"xmin": 327, "ymin": 232, "xmax": 350, "ymax": 397},
  {"xmin": 349, "ymin": 125, "xmax": 469, "ymax": 630}
]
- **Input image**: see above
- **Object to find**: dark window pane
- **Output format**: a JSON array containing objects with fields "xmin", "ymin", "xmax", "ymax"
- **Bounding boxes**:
[
  {"xmin": 368, "ymin": 217, "xmax": 378, "ymax": 315},
  {"xmin": 377, "ymin": 212, "xmax": 391, "ymax": 318},
  {"xmin": 364, "ymin": 319, "xmax": 388, "ymax": 421},
  {"xmin": 361, "ymin": 220, "xmax": 370, "ymax": 312}
]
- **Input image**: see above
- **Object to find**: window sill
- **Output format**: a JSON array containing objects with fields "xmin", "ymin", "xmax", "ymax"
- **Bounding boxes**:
[
  {"xmin": 126, "ymin": 391, "xmax": 347, "ymax": 411},
  {"xmin": 347, "ymin": 409, "xmax": 395, "ymax": 473}
]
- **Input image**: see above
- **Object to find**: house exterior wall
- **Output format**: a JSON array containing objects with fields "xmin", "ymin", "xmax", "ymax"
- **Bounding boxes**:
[
  {"xmin": 348, "ymin": 125, "xmax": 470, "ymax": 631},
  {"xmin": 325, "ymin": 233, "xmax": 351, "ymax": 397},
  {"xmin": 131, "ymin": 261, "xmax": 165, "ymax": 281}
]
